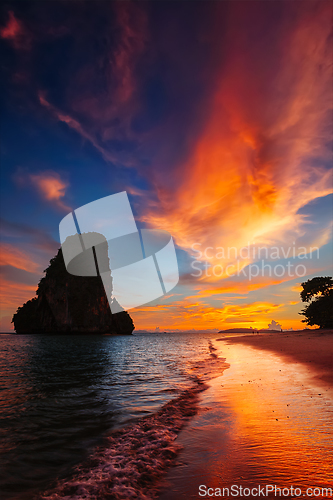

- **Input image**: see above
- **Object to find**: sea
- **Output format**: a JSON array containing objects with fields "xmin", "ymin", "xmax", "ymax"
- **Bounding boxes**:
[{"xmin": 0, "ymin": 332, "xmax": 332, "ymax": 500}]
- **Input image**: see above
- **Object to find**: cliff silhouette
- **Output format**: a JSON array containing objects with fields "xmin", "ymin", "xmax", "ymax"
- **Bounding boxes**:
[{"xmin": 12, "ymin": 233, "xmax": 134, "ymax": 334}]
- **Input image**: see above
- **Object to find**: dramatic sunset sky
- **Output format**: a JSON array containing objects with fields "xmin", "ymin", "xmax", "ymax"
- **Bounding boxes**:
[{"xmin": 0, "ymin": 1, "xmax": 332, "ymax": 332}]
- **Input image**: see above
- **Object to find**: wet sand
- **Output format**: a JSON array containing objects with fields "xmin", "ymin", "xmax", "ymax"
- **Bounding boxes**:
[
  {"xmin": 158, "ymin": 332, "xmax": 333, "ymax": 499},
  {"xmin": 219, "ymin": 330, "xmax": 333, "ymax": 387}
]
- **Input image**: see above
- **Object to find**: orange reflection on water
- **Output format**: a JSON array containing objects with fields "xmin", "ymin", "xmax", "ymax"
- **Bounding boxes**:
[
  {"xmin": 215, "ymin": 343, "xmax": 333, "ymax": 485},
  {"xmin": 159, "ymin": 341, "xmax": 333, "ymax": 500}
]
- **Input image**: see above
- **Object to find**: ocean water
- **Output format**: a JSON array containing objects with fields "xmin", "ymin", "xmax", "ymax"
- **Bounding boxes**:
[
  {"xmin": 0, "ymin": 332, "xmax": 226, "ymax": 500},
  {"xmin": 1, "ymin": 332, "xmax": 332, "ymax": 500}
]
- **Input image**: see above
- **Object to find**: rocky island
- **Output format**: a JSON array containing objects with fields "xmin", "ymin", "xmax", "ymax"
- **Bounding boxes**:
[{"xmin": 12, "ymin": 234, "xmax": 134, "ymax": 335}]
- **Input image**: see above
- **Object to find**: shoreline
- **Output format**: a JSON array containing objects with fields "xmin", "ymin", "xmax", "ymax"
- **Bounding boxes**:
[
  {"xmin": 158, "ymin": 331, "xmax": 333, "ymax": 499},
  {"xmin": 218, "ymin": 329, "xmax": 333, "ymax": 387},
  {"xmin": 33, "ymin": 336, "xmax": 229, "ymax": 500}
]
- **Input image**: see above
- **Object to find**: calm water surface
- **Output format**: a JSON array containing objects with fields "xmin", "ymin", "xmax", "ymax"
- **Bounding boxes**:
[
  {"xmin": 0, "ymin": 332, "xmax": 222, "ymax": 499},
  {"xmin": 0, "ymin": 333, "xmax": 332, "ymax": 500}
]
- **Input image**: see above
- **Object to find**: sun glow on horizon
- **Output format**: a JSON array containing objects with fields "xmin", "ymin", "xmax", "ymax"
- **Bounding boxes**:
[{"xmin": 0, "ymin": 2, "xmax": 332, "ymax": 332}]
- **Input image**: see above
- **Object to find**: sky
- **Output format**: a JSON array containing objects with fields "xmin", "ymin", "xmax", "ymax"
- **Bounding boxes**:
[{"xmin": 0, "ymin": 0, "xmax": 332, "ymax": 332}]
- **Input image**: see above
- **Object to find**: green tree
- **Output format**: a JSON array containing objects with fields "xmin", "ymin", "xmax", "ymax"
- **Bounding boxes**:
[{"xmin": 299, "ymin": 277, "xmax": 333, "ymax": 329}]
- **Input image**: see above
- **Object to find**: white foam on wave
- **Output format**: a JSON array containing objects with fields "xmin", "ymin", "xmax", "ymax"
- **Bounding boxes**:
[
  {"xmin": 39, "ymin": 341, "xmax": 229, "ymax": 500},
  {"xmin": 39, "ymin": 383, "xmax": 206, "ymax": 500}
]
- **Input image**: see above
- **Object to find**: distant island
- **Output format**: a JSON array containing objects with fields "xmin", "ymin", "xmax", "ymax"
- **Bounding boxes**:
[
  {"xmin": 218, "ymin": 327, "xmax": 282, "ymax": 334},
  {"xmin": 12, "ymin": 233, "xmax": 134, "ymax": 335},
  {"xmin": 219, "ymin": 320, "xmax": 283, "ymax": 334}
]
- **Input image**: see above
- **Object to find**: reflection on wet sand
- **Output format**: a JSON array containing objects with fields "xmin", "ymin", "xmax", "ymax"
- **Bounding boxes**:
[{"xmin": 159, "ymin": 342, "xmax": 333, "ymax": 499}]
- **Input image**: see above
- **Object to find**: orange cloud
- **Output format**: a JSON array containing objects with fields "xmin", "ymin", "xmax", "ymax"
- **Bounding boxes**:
[
  {"xmin": 0, "ymin": 279, "xmax": 36, "ymax": 309},
  {"xmin": 0, "ymin": 278, "xmax": 36, "ymax": 331},
  {"xmin": 140, "ymin": 2, "xmax": 332, "ymax": 284},
  {"xmin": 30, "ymin": 171, "xmax": 70, "ymax": 211},
  {"xmin": 131, "ymin": 296, "xmax": 286, "ymax": 331},
  {"xmin": 134, "ymin": 0, "xmax": 333, "ymax": 331},
  {"xmin": 0, "ymin": 241, "xmax": 55, "ymax": 332},
  {"xmin": 0, "ymin": 243, "xmax": 40, "ymax": 273},
  {"xmin": 187, "ymin": 279, "xmax": 283, "ymax": 299}
]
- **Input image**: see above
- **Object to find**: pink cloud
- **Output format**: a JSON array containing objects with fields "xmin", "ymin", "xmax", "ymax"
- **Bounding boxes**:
[
  {"xmin": 0, "ymin": 11, "xmax": 31, "ymax": 50},
  {"xmin": 0, "ymin": 243, "xmax": 40, "ymax": 273},
  {"xmin": 29, "ymin": 171, "xmax": 71, "ymax": 211},
  {"xmin": 139, "ymin": 2, "xmax": 332, "ymax": 269},
  {"xmin": 0, "ymin": 11, "xmax": 22, "ymax": 39}
]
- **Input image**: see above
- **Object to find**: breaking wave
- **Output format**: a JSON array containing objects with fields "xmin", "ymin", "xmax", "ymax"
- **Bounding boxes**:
[
  {"xmin": 39, "ymin": 383, "xmax": 205, "ymax": 500},
  {"xmin": 39, "ymin": 341, "xmax": 229, "ymax": 500}
]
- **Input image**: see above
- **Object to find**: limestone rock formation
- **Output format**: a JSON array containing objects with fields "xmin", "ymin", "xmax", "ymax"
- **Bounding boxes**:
[{"xmin": 12, "ymin": 235, "xmax": 134, "ymax": 335}]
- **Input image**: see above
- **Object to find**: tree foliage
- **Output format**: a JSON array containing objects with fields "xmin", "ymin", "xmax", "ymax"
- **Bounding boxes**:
[
  {"xmin": 299, "ymin": 277, "xmax": 333, "ymax": 329},
  {"xmin": 300, "ymin": 276, "xmax": 333, "ymax": 302}
]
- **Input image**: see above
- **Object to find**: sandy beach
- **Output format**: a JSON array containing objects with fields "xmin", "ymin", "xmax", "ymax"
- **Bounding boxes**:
[
  {"xmin": 159, "ymin": 330, "xmax": 333, "ymax": 499},
  {"xmin": 220, "ymin": 330, "xmax": 333, "ymax": 388}
]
